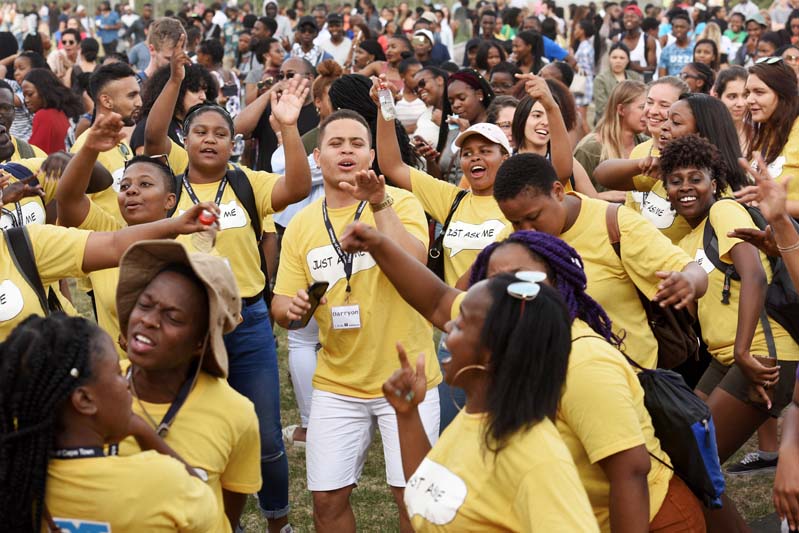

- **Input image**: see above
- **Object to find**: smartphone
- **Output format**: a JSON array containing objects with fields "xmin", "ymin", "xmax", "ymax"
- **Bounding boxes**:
[{"xmin": 288, "ymin": 281, "xmax": 329, "ymax": 330}]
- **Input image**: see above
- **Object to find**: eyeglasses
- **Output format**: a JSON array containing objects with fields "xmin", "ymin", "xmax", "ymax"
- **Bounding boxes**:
[
  {"xmin": 507, "ymin": 271, "xmax": 546, "ymax": 314},
  {"xmin": 496, "ymin": 120, "xmax": 512, "ymax": 129},
  {"xmin": 491, "ymin": 81, "xmax": 515, "ymax": 90},
  {"xmin": 124, "ymin": 153, "xmax": 174, "ymax": 176},
  {"xmin": 756, "ymin": 56, "xmax": 783, "ymax": 64}
]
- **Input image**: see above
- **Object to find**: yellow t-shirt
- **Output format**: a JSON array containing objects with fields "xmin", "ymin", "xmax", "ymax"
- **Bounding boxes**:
[
  {"xmin": 0, "ymin": 158, "xmax": 56, "ymax": 228},
  {"xmin": 167, "ymin": 138, "xmax": 190, "ymax": 176},
  {"xmin": 71, "ymin": 129, "xmax": 133, "ymax": 222},
  {"xmin": 10, "ymin": 136, "xmax": 47, "ymax": 160},
  {"xmin": 119, "ymin": 370, "xmax": 262, "ymax": 533},
  {"xmin": 560, "ymin": 193, "xmax": 694, "ymax": 369},
  {"xmin": 78, "ymin": 201, "xmax": 125, "ymax": 356},
  {"xmin": 47, "ymin": 451, "xmax": 217, "ymax": 533},
  {"xmin": 677, "ymin": 200, "xmax": 799, "ymax": 365},
  {"xmin": 761, "ymin": 116, "xmax": 799, "ymax": 202},
  {"xmin": 274, "ymin": 188, "xmax": 441, "ymax": 398},
  {"xmin": 171, "ymin": 168, "xmax": 280, "ymax": 298},
  {"xmin": 559, "ymin": 320, "xmax": 672, "ymax": 531},
  {"xmin": 0, "ymin": 224, "xmax": 90, "ymax": 339},
  {"xmin": 410, "ymin": 168, "xmax": 508, "ymax": 286},
  {"xmin": 405, "ymin": 412, "xmax": 599, "ymax": 532},
  {"xmin": 624, "ymin": 140, "xmax": 692, "ymax": 245}
]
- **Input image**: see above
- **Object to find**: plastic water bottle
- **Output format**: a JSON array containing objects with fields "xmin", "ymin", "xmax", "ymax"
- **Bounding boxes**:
[
  {"xmin": 448, "ymin": 113, "xmax": 460, "ymax": 131},
  {"xmin": 191, "ymin": 209, "xmax": 217, "ymax": 253},
  {"xmin": 378, "ymin": 86, "xmax": 396, "ymax": 121}
]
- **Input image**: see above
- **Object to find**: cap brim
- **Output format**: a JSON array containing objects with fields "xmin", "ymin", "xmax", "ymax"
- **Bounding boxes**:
[{"xmin": 116, "ymin": 240, "xmax": 231, "ymax": 378}]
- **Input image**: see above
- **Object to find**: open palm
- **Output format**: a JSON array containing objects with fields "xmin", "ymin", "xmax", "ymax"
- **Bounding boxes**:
[{"xmin": 271, "ymin": 76, "xmax": 310, "ymax": 126}]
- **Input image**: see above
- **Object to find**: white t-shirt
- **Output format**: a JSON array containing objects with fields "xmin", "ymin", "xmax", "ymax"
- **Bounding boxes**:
[{"xmin": 316, "ymin": 36, "xmax": 352, "ymax": 66}]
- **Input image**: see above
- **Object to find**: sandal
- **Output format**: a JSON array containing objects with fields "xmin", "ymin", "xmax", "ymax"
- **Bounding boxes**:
[{"xmin": 282, "ymin": 424, "xmax": 306, "ymax": 449}]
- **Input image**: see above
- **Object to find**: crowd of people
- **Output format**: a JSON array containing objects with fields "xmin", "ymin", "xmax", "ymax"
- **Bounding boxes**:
[{"xmin": 4, "ymin": 0, "xmax": 799, "ymax": 532}]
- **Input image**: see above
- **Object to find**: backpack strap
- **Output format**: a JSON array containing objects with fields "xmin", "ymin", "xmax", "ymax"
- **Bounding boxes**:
[
  {"xmin": 442, "ymin": 190, "xmax": 469, "ymax": 235},
  {"xmin": 605, "ymin": 202, "xmax": 622, "ymax": 257},
  {"xmin": 4, "ymin": 227, "xmax": 62, "ymax": 315},
  {"xmin": 15, "ymin": 138, "xmax": 35, "ymax": 159}
]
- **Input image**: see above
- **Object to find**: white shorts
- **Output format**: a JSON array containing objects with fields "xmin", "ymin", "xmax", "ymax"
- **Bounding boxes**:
[{"xmin": 306, "ymin": 388, "xmax": 440, "ymax": 491}]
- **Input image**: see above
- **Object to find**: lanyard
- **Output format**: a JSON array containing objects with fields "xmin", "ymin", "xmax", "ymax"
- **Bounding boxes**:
[
  {"xmin": 127, "ymin": 360, "xmax": 199, "ymax": 438},
  {"xmin": 182, "ymin": 173, "xmax": 228, "ymax": 206},
  {"xmin": 51, "ymin": 444, "xmax": 118, "ymax": 459},
  {"xmin": 322, "ymin": 200, "xmax": 366, "ymax": 293},
  {"xmin": 1, "ymin": 202, "xmax": 23, "ymax": 227}
]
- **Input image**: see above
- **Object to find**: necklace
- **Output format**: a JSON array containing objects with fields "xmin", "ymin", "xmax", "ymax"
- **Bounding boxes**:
[{"xmin": 128, "ymin": 371, "xmax": 161, "ymax": 430}]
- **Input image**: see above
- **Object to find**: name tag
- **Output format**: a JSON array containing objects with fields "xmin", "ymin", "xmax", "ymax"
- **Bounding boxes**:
[{"xmin": 332, "ymin": 304, "xmax": 361, "ymax": 330}]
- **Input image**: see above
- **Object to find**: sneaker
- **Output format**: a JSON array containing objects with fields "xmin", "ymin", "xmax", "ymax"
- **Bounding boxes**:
[
  {"xmin": 281, "ymin": 424, "xmax": 306, "ymax": 449},
  {"xmin": 726, "ymin": 451, "xmax": 778, "ymax": 475}
]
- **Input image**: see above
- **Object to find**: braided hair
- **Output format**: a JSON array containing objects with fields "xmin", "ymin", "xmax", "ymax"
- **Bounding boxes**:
[
  {"xmin": 327, "ymin": 73, "xmax": 417, "ymax": 177},
  {"xmin": 470, "ymin": 230, "xmax": 620, "ymax": 346},
  {"xmin": 0, "ymin": 314, "xmax": 99, "ymax": 532}
]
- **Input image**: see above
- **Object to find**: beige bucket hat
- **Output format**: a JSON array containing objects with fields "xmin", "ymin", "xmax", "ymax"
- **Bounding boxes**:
[{"xmin": 116, "ymin": 240, "xmax": 242, "ymax": 378}]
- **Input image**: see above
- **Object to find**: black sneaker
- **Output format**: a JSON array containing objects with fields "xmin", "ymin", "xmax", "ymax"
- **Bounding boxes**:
[{"xmin": 726, "ymin": 452, "xmax": 778, "ymax": 475}]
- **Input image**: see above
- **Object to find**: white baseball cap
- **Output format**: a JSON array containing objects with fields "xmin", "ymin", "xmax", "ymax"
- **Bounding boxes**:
[
  {"xmin": 455, "ymin": 123, "xmax": 513, "ymax": 156},
  {"xmin": 413, "ymin": 29, "xmax": 435, "ymax": 46}
]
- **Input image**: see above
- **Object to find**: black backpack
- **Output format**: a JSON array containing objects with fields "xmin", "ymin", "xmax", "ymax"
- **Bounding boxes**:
[
  {"xmin": 702, "ymin": 198, "xmax": 799, "ymax": 347},
  {"xmin": 168, "ymin": 165, "xmax": 272, "ymax": 305},
  {"xmin": 574, "ymin": 335, "xmax": 725, "ymax": 508}
]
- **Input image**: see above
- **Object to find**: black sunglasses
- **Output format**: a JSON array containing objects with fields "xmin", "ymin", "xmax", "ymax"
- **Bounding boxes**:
[
  {"xmin": 124, "ymin": 153, "xmax": 173, "ymax": 176},
  {"xmin": 62, "ymin": 39, "xmax": 76, "ymax": 45},
  {"xmin": 413, "ymin": 78, "xmax": 429, "ymax": 94}
]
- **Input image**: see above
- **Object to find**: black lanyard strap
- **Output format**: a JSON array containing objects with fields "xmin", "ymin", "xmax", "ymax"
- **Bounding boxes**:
[
  {"xmin": 2, "ymin": 202, "xmax": 25, "ymax": 227},
  {"xmin": 322, "ymin": 200, "xmax": 366, "ymax": 293},
  {"xmin": 182, "ymin": 173, "xmax": 228, "ymax": 206},
  {"xmin": 51, "ymin": 445, "xmax": 117, "ymax": 459},
  {"xmin": 128, "ymin": 359, "xmax": 199, "ymax": 438}
]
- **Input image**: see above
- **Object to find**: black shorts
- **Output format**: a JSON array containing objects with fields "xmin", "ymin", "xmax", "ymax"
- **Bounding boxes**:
[{"xmin": 696, "ymin": 358, "xmax": 797, "ymax": 417}]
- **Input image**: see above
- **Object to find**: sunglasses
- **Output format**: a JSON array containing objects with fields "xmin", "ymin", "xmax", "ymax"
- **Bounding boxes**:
[
  {"xmin": 491, "ymin": 81, "xmax": 515, "ymax": 90},
  {"xmin": 277, "ymin": 71, "xmax": 308, "ymax": 81},
  {"xmin": 756, "ymin": 56, "xmax": 783, "ymax": 64},
  {"xmin": 679, "ymin": 72, "xmax": 700, "ymax": 80},
  {"xmin": 784, "ymin": 54, "xmax": 799, "ymax": 62},
  {"xmin": 299, "ymin": 26, "xmax": 317, "ymax": 34},
  {"xmin": 62, "ymin": 39, "xmax": 76, "ymax": 45},
  {"xmin": 124, "ymin": 153, "xmax": 173, "ymax": 175},
  {"xmin": 507, "ymin": 271, "xmax": 547, "ymax": 314},
  {"xmin": 413, "ymin": 78, "xmax": 430, "ymax": 94},
  {"xmin": 496, "ymin": 120, "xmax": 512, "ymax": 129}
]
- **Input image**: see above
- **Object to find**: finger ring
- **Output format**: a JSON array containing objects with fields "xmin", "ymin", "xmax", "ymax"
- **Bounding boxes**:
[{"xmin": 404, "ymin": 391, "xmax": 415, "ymax": 402}]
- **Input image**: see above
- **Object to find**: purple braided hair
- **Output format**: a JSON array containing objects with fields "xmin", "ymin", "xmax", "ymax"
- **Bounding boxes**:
[{"xmin": 470, "ymin": 230, "xmax": 620, "ymax": 346}]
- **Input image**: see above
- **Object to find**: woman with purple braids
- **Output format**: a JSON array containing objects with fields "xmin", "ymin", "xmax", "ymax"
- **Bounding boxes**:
[{"xmin": 339, "ymin": 223, "xmax": 706, "ymax": 532}]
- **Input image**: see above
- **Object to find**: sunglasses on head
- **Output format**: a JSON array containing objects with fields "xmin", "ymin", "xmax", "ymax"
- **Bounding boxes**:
[
  {"xmin": 123, "ymin": 153, "xmax": 173, "ymax": 176},
  {"xmin": 756, "ymin": 56, "xmax": 783, "ymax": 64}
]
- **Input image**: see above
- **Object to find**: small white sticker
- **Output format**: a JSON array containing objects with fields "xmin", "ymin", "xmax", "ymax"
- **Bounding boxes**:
[
  {"xmin": 694, "ymin": 248, "xmax": 716, "ymax": 274},
  {"xmin": 331, "ymin": 304, "xmax": 361, "ymax": 330},
  {"xmin": 0, "ymin": 279, "xmax": 25, "ymax": 321}
]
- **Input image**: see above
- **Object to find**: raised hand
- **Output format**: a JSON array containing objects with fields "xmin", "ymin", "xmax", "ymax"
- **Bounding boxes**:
[
  {"xmin": 340, "ymin": 221, "xmax": 383, "ymax": 254},
  {"xmin": 84, "ymin": 112, "xmax": 126, "ymax": 153},
  {"xmin": 169, "ymin": 34, "xmax": 190, "ymax": 83},
  {"xmin": 339, "ymin": 169, "xmax": 387, "ymax": 205},
  {"xmin": 382, "ymin": 343, "xmax": 428, "ymax": 414},
  {"xmin": 369, "ymin": 74, "xmax": 399, "ymax": 105},
  {"xmin": 727, "ymin": 225, "xmax": 780, "ymax": 258},
  {"xmin": 271, "ymin": 75, "xmax": 310, "ymax": 127},
  {"xmin": 515, "ymin": 73, "xmax": 557, "ymax": 109},
  {"xmin": 2, "ymin": 173, "xmax": 44, "ymax": 204},
  {"xmin": 736, "ymin": 154, "xmax": 791, "ymax": 224}
]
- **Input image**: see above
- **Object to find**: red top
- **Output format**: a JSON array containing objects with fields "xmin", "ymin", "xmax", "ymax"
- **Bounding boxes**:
[{"xmin": 29, "ymin": 108, "xmax": 70, "ymax": 154}]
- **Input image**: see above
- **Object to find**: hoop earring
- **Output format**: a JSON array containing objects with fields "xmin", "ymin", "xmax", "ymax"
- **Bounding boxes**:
[{"xmin": 449, "ymin": 364, "xmax": 488, "ymax": 412}]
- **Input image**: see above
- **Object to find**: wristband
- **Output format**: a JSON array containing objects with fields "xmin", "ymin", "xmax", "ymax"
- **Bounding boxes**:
[
  {"xmin": 777, "ymin": 240, "xmax": 799, "ymax": 253},
  {"xmin": 370, "ymin": 194, "xmax": 394, "ymax": 213}
]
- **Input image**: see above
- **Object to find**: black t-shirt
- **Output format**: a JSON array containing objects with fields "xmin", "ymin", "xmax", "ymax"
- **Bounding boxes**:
[
  {"xmin": 254, "ymin": 102, "xmax": 319, "ymax": 172},
  {"xmin": 130, "ymin": 116, "xmax": 184, "ymax": 154}
]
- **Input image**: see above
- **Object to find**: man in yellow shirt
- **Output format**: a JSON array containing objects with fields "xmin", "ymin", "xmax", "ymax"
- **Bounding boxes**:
[
  {"xmin": 71, "ymin": 62, "xmax": 142, "ymax": 220},
  {"xmin": 273, "ymin": 110, "xmax": 442, "ymax": 533}
]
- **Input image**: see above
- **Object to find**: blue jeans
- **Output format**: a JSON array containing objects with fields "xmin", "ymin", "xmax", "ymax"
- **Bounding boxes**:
[
  {"xmin": 437, "ymin": 336, "xmax": 464, "ymax": 433},
  {"xmin": 224, "ymin": 299, "xmax": 289, "ymax": 519}
]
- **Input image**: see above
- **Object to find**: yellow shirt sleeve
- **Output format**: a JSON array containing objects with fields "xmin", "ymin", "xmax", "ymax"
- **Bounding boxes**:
[
  {"xmin": 617, "ymin": 204, "xmax": 694, "ymax": 299},
  {"xmin": 263, "ymin": 214, "xmax": 276, "ymax": 233},
  {"xmin": 709, "ymin": 200, "xmax": 753, "ymax": 262},
  {"xmin": 273, "ymin": 210, "xmax": 309, "ymax": 297},
  {"xmin": 27, "ymin": 224, "xmax": 91, "ymax": 284},
  {"xmin": 219, "ymin": 409, "xmax": 263, "ymax": 493},
  {"xmin": 409, "ymin": 167, "xmax": 459, "ymax": 222},
  {"xmin": 78, "ymin": 199, "xmax": 124, "ymax": 232},
  {"xmin": 560, "ymin": 353, "xmax": 647, "ymax": 464},
  {"xmin": 240, "ymin": 166, "xmax": 281, "ymax": 218},
  {"xmin": 148, "ymin": 453, "xmax": 220, "ymax": 532},
  {"xmin": 167, "ymin": 139, "xmax": 190, "ymax": 175}
]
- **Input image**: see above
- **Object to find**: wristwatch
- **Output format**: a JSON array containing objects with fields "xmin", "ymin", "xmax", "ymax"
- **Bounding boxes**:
[{"xmin": 370, "ymin": 194, "xmax": 394, "ymax": 213}]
